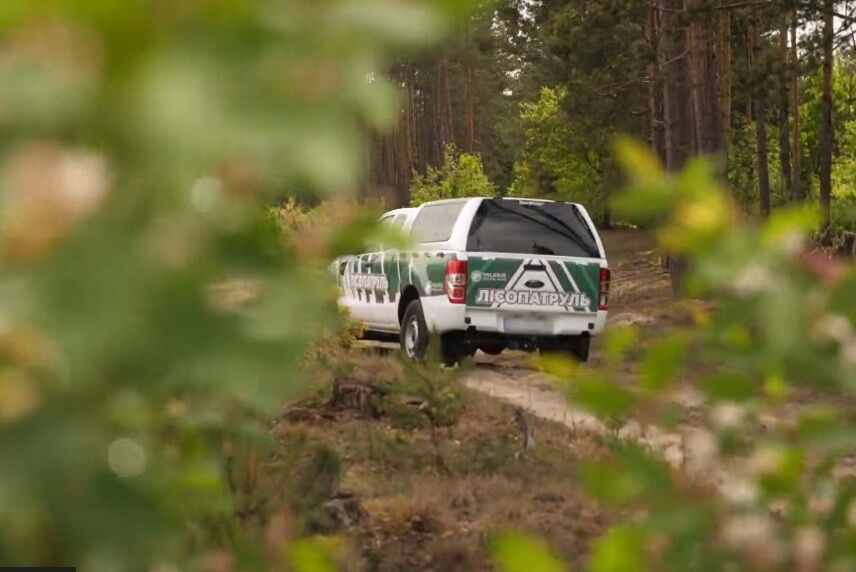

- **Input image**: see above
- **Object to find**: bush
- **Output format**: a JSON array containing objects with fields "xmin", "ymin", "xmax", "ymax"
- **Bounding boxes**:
[
  {"xmin": 508, "ymin": 86, "xmax": 602, "ymax": 208},
  {"xmin": 409, "ymin": 144, "xmax": 496, "ymax": 206},
  {"xmin": 0, "ymin": 1, "xmax": 479, "ymax": 570},
  {"xmin": 493, "ymin": 140, "xmax": 856, "ymax": 571}
]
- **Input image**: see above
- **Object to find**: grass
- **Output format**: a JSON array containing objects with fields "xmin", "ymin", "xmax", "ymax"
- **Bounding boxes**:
[{"xmin": 265, "ymin": 349, "xmax": 614, "ymax": 571}]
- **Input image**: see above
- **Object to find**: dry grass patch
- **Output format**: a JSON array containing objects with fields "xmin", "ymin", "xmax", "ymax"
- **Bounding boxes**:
[{"xmin": 268, "ymin": 351, "xmax": 614, "ymax": 570}]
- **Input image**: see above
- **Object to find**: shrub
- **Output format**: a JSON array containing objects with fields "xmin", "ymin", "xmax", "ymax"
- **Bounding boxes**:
[
  {"xmin": 0, "ymin": 1, "xmax": 479, "ymax": 570},
  {"xmin": 409, "ymin": 144, "xmax": 496, "ymax": 206},
  {"xmin": 493, "ymin": 140, "xmax": 856, "ymax": 571}
]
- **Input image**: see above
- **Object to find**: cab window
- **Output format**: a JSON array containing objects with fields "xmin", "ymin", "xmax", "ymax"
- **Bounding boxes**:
[{"xmin": 411, "ymin": 203, "xmax": 465, "ymax": 243}]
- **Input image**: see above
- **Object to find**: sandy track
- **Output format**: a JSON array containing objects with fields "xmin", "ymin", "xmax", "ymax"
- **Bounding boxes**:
[
  {"xmin": 458, "ymin": 231, "xmax": 719, "ymax": 478},
  {"xmin": 358, "ymin": 230, "xmax": 851, "ymax": 494}
]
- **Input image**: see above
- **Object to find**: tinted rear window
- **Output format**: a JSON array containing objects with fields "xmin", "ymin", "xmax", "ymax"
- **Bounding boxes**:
[
  {"xmin": 412, "ymin": 202, "xmax": 465, "ymax": 243},
  {"xmin": 466, "ymin": 199, "xmax": 600, "ymax": 258}
]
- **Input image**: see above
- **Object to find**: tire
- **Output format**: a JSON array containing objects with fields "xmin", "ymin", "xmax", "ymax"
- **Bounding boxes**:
[
  {"xmin": 567, "ymin": 335, "xmax": 591, "ymax": 362},
  {"xmin": 478, "ymin": 344, "xmax": 505, "ymax": 356},
  {"xmin": 441, "ymin": 332, "xmax": 474, "ymax": 366},
  {"xmin": 400, "ymin": 300, "xmax": 429, "ymax": 360}
]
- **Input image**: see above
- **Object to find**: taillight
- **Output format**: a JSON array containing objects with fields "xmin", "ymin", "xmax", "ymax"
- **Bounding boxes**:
[
  {"xmin": 599, "ymin": 267, "xmax": 611, "ymax": 311},
  {"xmin": 445, "ymin": 259, "xmax": 468, "ymax": 304}
]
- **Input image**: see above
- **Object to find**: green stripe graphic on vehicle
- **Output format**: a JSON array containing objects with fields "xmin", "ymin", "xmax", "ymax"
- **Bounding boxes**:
[{"xmin": 564, "ymin": 262, "xmax": 600, "ymax": 309}]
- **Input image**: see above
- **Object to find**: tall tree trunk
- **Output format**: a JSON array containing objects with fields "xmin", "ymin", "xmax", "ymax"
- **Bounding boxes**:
[
  {"xmin": 716, "ymin": 3, "xmax": 732, "ymax": 165},
  {"xmin": 464, "ymin": 27, "xmax": 476, "ymax": 153},
  {"xmin": 687, "ymin": 2, "xmax": 726, "ymax": 160},
  {"xmin": 647, "ymin": 2, "xmax": 665, "ymax": 162},
  {"xmin": 688, "ymin": 9, "xmax": 705, "ymax": 155},
  {"xmin": 661, "ymin": 0, "xmax": 690, "ymax": 172},
  {"xmin": 750, "ymin": 7, "xmax": 771, "ymax": 217},
  {"xmin": 819, "ymin": 1, "xmax": 834, "ymax": 229},
  {"xmin": 754, "ymin": 100, "xmax": 771, "ymax": 216},
  {"xmin": 790, "ymin": 10, "xmax": 804, "ymax": 201},
  {"xmin": 659, "ymin": 0, "xmax": 691, "ymax": 294},
  {"xmin": 777, "ymin": 20, "xmax": 793, "ymax": 202}
]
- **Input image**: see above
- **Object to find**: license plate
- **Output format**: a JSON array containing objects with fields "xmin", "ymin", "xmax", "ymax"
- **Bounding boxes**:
[{"xmin": 503, "ymin": 316, "xmax": 549, "ymax": 334}]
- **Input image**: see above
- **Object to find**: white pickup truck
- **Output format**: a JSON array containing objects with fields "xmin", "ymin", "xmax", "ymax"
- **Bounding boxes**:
[{"xmin": 333, "ymin": 197, "xmax": 610, "ymax": 363}]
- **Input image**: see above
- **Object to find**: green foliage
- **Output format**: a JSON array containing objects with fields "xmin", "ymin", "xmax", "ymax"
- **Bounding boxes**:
[
  {"xmin": 290, "ymin": 536, "xmax": 344, "ymax": 572},
  {"xmin": 409, "ymin": 143, "xmax": 495, "ymax": 205},
  {"xmin": 640, "ymin": 335, "xmax": 685, "ymax": 392},
  {"xmin": 497, "ymin": 139, "xmax": 856, "ymax": 570},
  {"xmin": 581, "ymin": 443, "xmax": 673, "ymax": 506},
  {"xmin": 383, "ymin": 355, "xmax": 467, "ymax": 429},
  {"xmin": 587, "ymin": 525, "xmax": 646, "ymax": 572},
  {"xmin": 509, "ymin": 86, "xmax": 602, "ymax": 207},
  {"xmin": 491, "ymin": 530, "xmax": 567, "ymax": 572},
  {"xmin": 787, "ymin": 52, "xmax": 856, "ymax": 232},
  {"xmin": 0, "ymin": 1, "xmax": 478, "ymax": 570},
  {"xmin": 583, "ymin": 140, "xmax": 856, "ymax": 570}
]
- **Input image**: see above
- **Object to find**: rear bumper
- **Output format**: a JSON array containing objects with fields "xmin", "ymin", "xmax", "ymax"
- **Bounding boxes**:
[
  {"xmin": 420, "ymin": 295, "xmax": 606, "ymax": 337},
  {"xmin": 457, "ymin": 330, "xmax": 589, "ymax": 353},
  {"xmin": 466, "ymin": 307, "xmax": 606, "ymax": 336}
]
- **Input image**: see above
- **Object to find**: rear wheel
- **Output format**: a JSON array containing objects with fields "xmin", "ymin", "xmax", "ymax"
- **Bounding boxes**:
[
  {"xmin": 441, "ymin": 332, "xmax": 475, "ymax": 366},
  {"xmin": 566, "ymin": 335, "xmax": 590, "ymax": 362},
  {"xmin": 400, "ymin": 300, "xmax": 429, "ymax": 359},
  {"xmin": 478, "ymin": 344, "xmax": 506, "ymax": 356}
]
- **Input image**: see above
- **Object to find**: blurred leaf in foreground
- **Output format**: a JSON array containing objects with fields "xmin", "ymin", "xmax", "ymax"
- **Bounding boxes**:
[
  {"xmin": 0, "ymin": 0, "xmax": 480, "ymax": 570},
  {"xmin": 491, "ymin": 530, "xmax": 567, "ymax": 572}
]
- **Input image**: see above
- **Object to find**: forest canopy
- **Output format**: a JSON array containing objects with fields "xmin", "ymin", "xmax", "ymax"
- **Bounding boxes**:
[{"xmin": 374, "ymin": 0, "xmax": 856, "ymax": 240}]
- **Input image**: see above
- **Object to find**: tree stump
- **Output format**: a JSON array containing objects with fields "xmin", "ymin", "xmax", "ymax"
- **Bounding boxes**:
[{"xmin": 328, "ymin": 377, "xmax": 383, "ymax": 418}]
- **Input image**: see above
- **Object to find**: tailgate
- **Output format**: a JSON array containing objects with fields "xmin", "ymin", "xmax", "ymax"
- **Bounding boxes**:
[{"xmin": 467, "ymin": 255, "xmax": 600, "ymax": 314}]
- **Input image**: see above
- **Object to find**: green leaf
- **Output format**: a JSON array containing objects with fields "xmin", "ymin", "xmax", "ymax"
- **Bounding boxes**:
[
  {"xmin": 570, "ymin": 373, "xmax": 636, "ymax": 420},
  {"xmin": 640, "ymin": 335, "xmax": 685, "ymax": 392},
  {"xmin": 603, "ymin": 325, "xmax": 638, "ymax": 367},
  {"xmin": 491, "ymin": 530, "xmax": 567, "ymax": 572},
  {"xmin": 581, "ymin": 463, "xmax": 647, "ymax": 505},
  {"xmin": 760, "ymin": 205, "xmax": 820, "ymax": 251},
  {"xmin": 290, "ymin": 536, "xmax": 343, "ymax": 572},
  {"xmin": 588, "ymin": 525, "xmax": 646, "ymax": 572},
  {"xmin": 758, "ymin": 447, "xmax": 805, "ymax": 497},
  {"xmin": 700, "ymin": 373, "xmax": 759, "ymax": 402},
  {"xmin": 614, "ymin": 138, "xmax": 663, "ymax": 186},
  {"xmin": 581, "ymin": 444, "xmax": 672, "ymax": 505}
]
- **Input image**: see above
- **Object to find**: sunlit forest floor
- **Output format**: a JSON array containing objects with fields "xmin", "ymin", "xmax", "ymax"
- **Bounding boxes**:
[{"xmin": 265, "ymin": 230, "xmax": 854, "ymax": 570}]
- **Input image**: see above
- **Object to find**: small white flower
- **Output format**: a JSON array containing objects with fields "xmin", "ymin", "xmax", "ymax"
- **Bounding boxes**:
[
  {"xmin": 722, "ymin": 513, "xmax": 774, "ymax": 548},
  {"xmin": 841, "ymin": 339, "xmax": 856, "ymax": 366},
  {"xmin": 748, "ymin": 445, "xmax": 782, "ymax": 476},
  {"xmin": 734, "ymin": 265, "xmax": 772, "ymax": 296},
  {"xmin": 712, "ymin": 402, "xmax": 745, "ymax": 429},
  {"xmin": 795, "ymin": 526, "xmax": 825, "ymax": 571},
  {"xmin": 58, "ymin": 151, "xmax": 110, "ymax": 217},
  {"xmin": 720, "ymin": 475, "xmax": 758, "ymax": 506},
  {"xmin": 684, "ymin": 429, "xmax": 718, "ymax": 473},
  {"xmin": 107, "ymin": 437, "xmax": 147, "ymax": 478},
  {"xmin": 191, "ymin": 176, "xmax": 223, "ymax": 212},
  {"xmin": 808, "ymin": 481, "xmax": 837, "ymax": 515},
  {"xmin": 814, "ymin": 314, "xmax": 852, "ymax": 343},
  {"xmin": 777, "ymin": 230, "xmax": 805, "ymax": 256},
  {"xmin": 847, "ymin": 499, "xmax": 856, "ymax": 527}
]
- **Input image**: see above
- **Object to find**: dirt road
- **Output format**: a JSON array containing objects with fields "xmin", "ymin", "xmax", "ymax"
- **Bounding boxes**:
[
  {"xmin": 460, "ymin": 229, "xmax": 856, "ymax": 494},
  {"xmin": 358, "ymin": 230, "xmax": 698, "ymax": 464},
  {"xmin": 461, "ymin": 230, "xmax": 704, "ymax": 467}
]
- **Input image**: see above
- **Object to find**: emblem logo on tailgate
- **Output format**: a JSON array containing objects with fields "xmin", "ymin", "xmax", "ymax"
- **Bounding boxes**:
[{"xmin": 471, "ymin": 271, "xmax": 507, "ymax": 283}]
